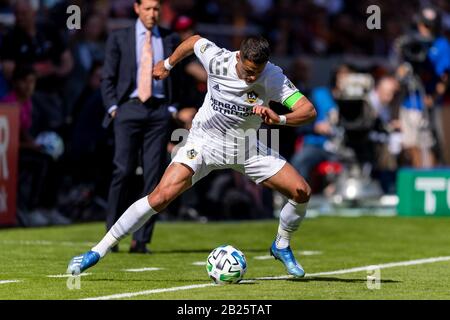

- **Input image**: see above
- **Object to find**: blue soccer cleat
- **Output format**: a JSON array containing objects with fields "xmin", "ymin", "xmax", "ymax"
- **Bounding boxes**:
[
  {"xmin": 270, "ymin": 241, "xmax": 305, "ymax": 278},
  {"xmin": 67, "ymin": 250, "xmax": 100, "ymax": 275}
]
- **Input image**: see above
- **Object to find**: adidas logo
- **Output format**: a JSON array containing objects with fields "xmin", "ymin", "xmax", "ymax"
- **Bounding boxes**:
[{"xmin": 212, "ymin": 84, "xmax": 220, "ymax": 92}]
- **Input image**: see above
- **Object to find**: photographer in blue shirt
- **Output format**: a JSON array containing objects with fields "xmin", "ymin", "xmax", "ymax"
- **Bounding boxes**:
[{"xmin": 396, "ymin": 6, "xmax": 450, "ymax": 167}]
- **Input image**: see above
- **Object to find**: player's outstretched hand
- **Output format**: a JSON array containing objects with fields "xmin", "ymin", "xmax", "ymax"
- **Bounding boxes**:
[
  {"xmin": 252, "ymin": 105, "xmax": 280, "ymax": 125},
  {"xmin": 153, "ymin": 60, "xmax": 170, "ymax": 80}
]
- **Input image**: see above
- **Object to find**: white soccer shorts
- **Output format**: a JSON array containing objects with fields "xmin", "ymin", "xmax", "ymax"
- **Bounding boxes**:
[{"xmin": 170, "ymin": 136, "xmax": 286, "ymax": 186}]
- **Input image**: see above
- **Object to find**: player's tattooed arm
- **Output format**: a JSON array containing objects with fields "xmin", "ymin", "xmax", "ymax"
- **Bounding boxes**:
[
  {"xmin": 253, "ymin": 96, "xmax": 316, "ymax": 126},
  {"xmin": 153, "ymin": 35, "xmax": 202, "ymax": 80}
]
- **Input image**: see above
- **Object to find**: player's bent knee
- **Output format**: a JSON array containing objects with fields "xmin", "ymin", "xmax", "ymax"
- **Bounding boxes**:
[{"xmin": 293, "ymin": 182, "xmax": 311, "ymax": 203}]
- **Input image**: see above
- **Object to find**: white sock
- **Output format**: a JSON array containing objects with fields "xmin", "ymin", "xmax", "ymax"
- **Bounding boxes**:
[
  {"xmin": 275, "ymin": 226, "xmax": 291, "ymax": 249},
  {"xmin": 92, "ymin": 233, "xmax": 118, "ymax": 258},
  {"xmin": 92, "ymin": 196, "xmax": 157, "ymax": 258},
  {"xmin": 276, "ymin": 199, "xmax": 308, "ymax": 249}
]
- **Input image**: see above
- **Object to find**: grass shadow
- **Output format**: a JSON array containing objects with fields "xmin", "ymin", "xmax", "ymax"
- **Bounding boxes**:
[
  {"xmin": 288, "ymin": 276, "xmax": 400, "ymax": 284},
  {"xmin": 146, "ymin": 248, "xmax": 270, "ymax": 255},
  {"xmin": 248, "ymin": 276, "xmax": 400, "ymax": 284}
]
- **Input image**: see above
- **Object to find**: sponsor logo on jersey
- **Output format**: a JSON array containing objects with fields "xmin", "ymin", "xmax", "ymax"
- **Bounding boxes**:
[
  {"xmin": 210, "ymin": 97, "xmax": 252, "ymax": 117},
  {"xmin": 186, "ymin": 148, "xmax": 198, "ymax": 160},
  {"xmin": 200, "ymin": 43, "xmax": 212, "ymax": 54},
  {"xmin": 245, "ymin": 91, "xmax": 258, "ymax": 104},
  {"xmin": 213, "ymin": 84, "xmax": 220, "ymax": 92}
]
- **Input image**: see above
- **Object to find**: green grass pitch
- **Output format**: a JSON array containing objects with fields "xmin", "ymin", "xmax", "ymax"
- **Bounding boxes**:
[{"xmin": 1, "ymin": 216, "xmax": 450, "ymax": 300}]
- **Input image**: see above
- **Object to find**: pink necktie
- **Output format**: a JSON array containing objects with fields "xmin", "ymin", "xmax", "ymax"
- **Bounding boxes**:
[{"xmin": 138, "ymin": 31, "xmax": 153, "ymax": 102}]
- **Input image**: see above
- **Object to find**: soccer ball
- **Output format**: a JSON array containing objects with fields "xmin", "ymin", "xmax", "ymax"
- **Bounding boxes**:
[{"xmin": 206, "ymin": 245, "xmax": 247, "ymax": 284}]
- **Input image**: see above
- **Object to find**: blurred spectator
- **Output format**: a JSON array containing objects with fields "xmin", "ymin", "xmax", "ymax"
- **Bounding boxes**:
[
  {"xmin": 67, "ymin": 62, "xmax": 111, "ymax": 192},
  {"xmin": 247, "ymin": 0, "xmax": 273, "ymax": 16},
  {"xmin": 395, "ymin": 5, "xmax": 450, "ymax": 168},
  {"xmin": 1, "ymin": 65, "xmax": 70, "ymax": 226},
  {"xmin": 269, "ymin": 0, "xmax": 295, "ymax": 56},
  {"xmin": 313, "ymin": 0, "xmax": 343, "ymax": 15},
  {"xmin": 368, "ymin": 75, "xmax": 400, "ymax": 128},
  {"xmin": 60, "ymin": 62, "xmax": 112, "ymax": 221},
  {"xmin": 0, "ymin": 0, "xmax": 12, "ymax": 13},
  {"xmin": 1, "ymin": 0, "xmax": 74, "ymax": 136},
  {"xmin": 418, "ymin": 7, "xmax": 450, "ymax": 166},
  {"xmin": 229, "ymin": 1, "xmax": 252, "ymax": 50},
  {"xmin": 288, "ymin": 57, "xmax": 311, "ymax": 94},
  {"xmin": 2, "ymin": 66, "xmax": 36, "ymax": 150},
  {"xmin": 172, "ymin": 15, "xmax": 207, "ymax": 129},
  {"xmin": 65, "ymin": 12, "xmax": 107, "ymax": 119},
  {"xmin": 45, "ymin": 0, "xmax": 86, "ymax": 32},
  {"xmin": 290, "ymin": 65, "xmax": 347, "ymax": 184},
  {"xmin": 368, "ymin": 75, "xmax": 401, "ymax": 193},
  {"xmin": 110, "ymin": 0, "xmax": 134, "ymax": 18},
  {"xmin": 35, "ymin": 0, "xmax": 429, "ymax": 58},
  {"xmin": 193, "ymin": 0, "xmax": 228, "ymax": 24},
  {"xmin": 72, "ymin": 13, "xmax": 107, "ymax": 72}
]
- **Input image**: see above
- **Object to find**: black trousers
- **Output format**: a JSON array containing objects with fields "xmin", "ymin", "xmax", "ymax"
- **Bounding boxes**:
[{"xmin": 106, "ymin": 98, "xmax": 171, "ymax": 244}]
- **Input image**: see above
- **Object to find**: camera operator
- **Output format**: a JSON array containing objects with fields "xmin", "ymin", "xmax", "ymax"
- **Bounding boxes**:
[
  {"xmin": 394, "ymin": 6, "xmax": 450, "ymax": 167},
  {"xmin": 367, "ymin": 75, "xmax": 401, "ymax": 193},
  {"xmin": 289, "ymin": 65, "xmax": 348, "ymax": 184},
  {"xmin": 334, "ymin": 71, "xmax": 378, "ymax": 166}
]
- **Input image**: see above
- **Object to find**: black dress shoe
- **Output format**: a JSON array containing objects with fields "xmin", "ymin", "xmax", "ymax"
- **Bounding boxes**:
[
  {"xmin": 129, "ymin": 241, "xmax": 152, "ymax": 254},
  {"xmin": 111, "ymin": 245, "xmax": 119, "ymax": 253}
]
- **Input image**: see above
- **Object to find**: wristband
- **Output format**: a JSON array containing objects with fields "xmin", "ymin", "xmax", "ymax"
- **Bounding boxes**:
[
  {"xmin": 164, "ymin": 58, "xmax": 173, "ymax": 71},
  {"xmin": 278, "ymin": 115, "xmax": 287, "ymax": 125}
]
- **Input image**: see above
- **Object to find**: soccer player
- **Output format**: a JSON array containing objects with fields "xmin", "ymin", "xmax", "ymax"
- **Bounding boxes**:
[{"xmin": 67, "ymin": 35, "xmax": 317, "ymax": 278}]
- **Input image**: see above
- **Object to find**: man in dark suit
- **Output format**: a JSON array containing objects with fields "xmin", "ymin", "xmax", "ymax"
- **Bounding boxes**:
[{"xmin": 101, "ymin": 0, "xmax": 180, "ymax": 253}]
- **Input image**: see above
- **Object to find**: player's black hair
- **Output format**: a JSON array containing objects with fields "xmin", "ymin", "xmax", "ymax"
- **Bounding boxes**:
[
  {"xmin": 136, "ymin": 0, "xmax": 165, "ymax": 6},
  {"xmin": 415, "ymin": 6, "xmax": 442, "ymax": 36},
  {"xmin": 240, "ymin": 36, "xmax": 270, "ymax": 65}
]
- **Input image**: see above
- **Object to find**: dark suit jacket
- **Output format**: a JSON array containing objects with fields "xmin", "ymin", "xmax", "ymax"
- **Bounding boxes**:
[{"xmin": 101, "ymin": 24, "xmax": 181, "ymax": 128}]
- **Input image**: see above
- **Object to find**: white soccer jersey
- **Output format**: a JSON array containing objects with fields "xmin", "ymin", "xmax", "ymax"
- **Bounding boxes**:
[
  {"xmin": 191, "ymin": 38, "xmax": 299, "ymax": 146},
  {"xmin": 171, "ymin": 37, "xmax": 301, "ymax": 185}
]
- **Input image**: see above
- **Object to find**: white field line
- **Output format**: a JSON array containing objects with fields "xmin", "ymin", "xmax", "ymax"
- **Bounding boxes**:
[
  {"xmin": 0, "ymin": 240, "xmax": 96, "ymax": 247},
  {"xmin": 253, "ymin": 255, "xmax": 276, "ymax": 260},
  {"xmin": 192, "ymin": 261, "xmax": 206, "ymax": 266},
  {"xmin": 82, "ymin": 255, "xmax": 450, "ymax": 300},
  {"xmin": 122, "ymin": 268, "xmax": 163, "ymax": 272},
  {"xmin": 256, "ymin": 256, "xmax": 450, "ymax": 280},
  {"xmin": 47, "ymin": 273, "xmax": 92, "ymax": 278},
  {"xmin": 301, "ymin": 251, "xmax": 323, "ymax": 256},
  {"xmin": 0, "ymin": 280, "xmax": 22, "ymax": 285},
  {"xmin": 82, "ymin": 284, "xmax": 217, "ymax": 300}
]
